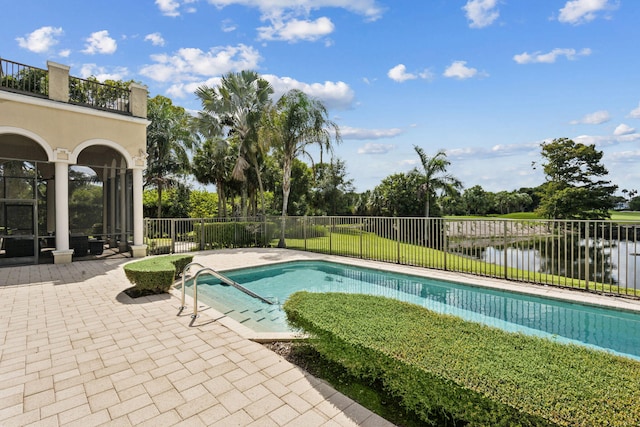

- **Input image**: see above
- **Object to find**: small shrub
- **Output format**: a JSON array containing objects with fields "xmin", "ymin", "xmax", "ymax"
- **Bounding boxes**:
[{"xmin": 123, "ymin": 254, "xmax": 194, "ymax": 296}]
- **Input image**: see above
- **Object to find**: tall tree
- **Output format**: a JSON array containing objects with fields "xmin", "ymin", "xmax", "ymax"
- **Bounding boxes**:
[
  {"xmin": 145, "ymin": 95, "xmax": 196, "ymax": 218},
  {"xmin": 536, "ymin": 138, "xmax": 617, "ymax": 220},
  {"xmin": 195, "ymin": 71, "xmax": 273, "ymax": 216},
  {"xmin": 310, "ymin": 159, "xmax": 356, "ymax": 215},
  {"xmin": 413, "ymin": 146, "xmax": 462, "ymax": 217},
  {"xmin": 266, "ymin": 89, "xmax": 341, "ymax": 247}
]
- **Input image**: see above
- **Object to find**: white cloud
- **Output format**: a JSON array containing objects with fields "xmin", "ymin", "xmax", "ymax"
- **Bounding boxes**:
[
  {"xmin": 156, "ymin": 0, "xmax": 181, "ymax": 16},
  {"xmin": 16, "ymin": 26, "xmax": 63, "ymax": 53},
  {"xmin": 79, "ymin": 64, "xmax": 129, "ymax": 81},
  {"xmin": 463, "ymin": 0, "xmax": 499, "ymax": 28},
  {"xmin": 222, "ymin": 19, "xmax": 237, "ymax": 32},
  {"xmin": 83, "ymin": 30, "xmax": 117, "ymax": 55},
  {"xmin": 513, "ymin": 48, "xmax": 592, "ymax": 64},
  {"xmin": 570, "ymin": 110, "xmax": 611, "ymax": 125},
  {"xmin": 558, "ymin": 0, "xmax": 617, "ymax": 25},
  {"xmin": 628, "ymin": 103, "xmax": 640, "ymax": 119},
  {"xmin": 264, "ymin": 75, "xmax": 355, "ymax": 110},
  {"xmin": 387, "ymin": 64, "xmax": 433, "ymax": 83},
  {"xmin": 443, "ymin": 61, "xmax": 483, "ymax": 79},
  {"xmin": 574, "ymin": 132, "xmax": 640, "ymax": 147},
  {"xmin": 59, "ymin": 49, "xmax": 71, "ymax": 58},
  {"xmin": 388, "ymin": 64, "xmax": 415, "ymax": 82},
  {"xmin": 357, "ymin": 143, "xmax": 395, "ymax": 154},
  {"xmin": 144, "ymin": 32, "xmax": 166, "ymax": 46},
  {"xmin": 340, "ymin": 126, "xmax": 403, "ymax": 140},
  {"xmin": 614, "ymin": 124, "xmax": 636, "ymax": 136},
  {"xmin": 258, "ymin": 16, "xmax": 334, "ymax": 42},
  {"xmin": 206, "ymin": 0, "xmax": 384, "ymax": 22},
  {"xmin": 140, "ymin": 44, "xmax": 262, "ymax": 84},
  {"xmin": 608, "ymin": 149, "xmax": 640, "ymax": 163}
]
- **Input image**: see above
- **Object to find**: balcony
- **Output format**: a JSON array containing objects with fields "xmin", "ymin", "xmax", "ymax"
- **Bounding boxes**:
[{"xmin": 0, "ymin": 57, "xmax": 146, "ymax": 118}]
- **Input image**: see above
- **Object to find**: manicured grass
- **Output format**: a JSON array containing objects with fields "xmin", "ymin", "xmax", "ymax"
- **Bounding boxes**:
[{"xmin": 610, "ymin": 211, "xmax": 640, "ymax": 221}]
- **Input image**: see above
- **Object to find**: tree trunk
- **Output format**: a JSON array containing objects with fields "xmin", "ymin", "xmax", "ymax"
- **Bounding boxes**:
[
  {"xmin": 241, "ymin": 184, "xmax": 248, "ymax": 218},
  {"xmin": 216, "ymin": 180, "xmax": 225, "ymax": 219},
  {"xmin": 278, "ymin": 156, "xmax": 292, "ymax": 248},
  {"xmin": 252, "ymin": 157, "xmax": 266, "ymax": 217}
]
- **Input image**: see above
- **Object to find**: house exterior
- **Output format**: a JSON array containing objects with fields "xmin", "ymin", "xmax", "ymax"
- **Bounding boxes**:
[{"xmin": 0, "ymin": 58, "xmax": 148, "ymax": 265}]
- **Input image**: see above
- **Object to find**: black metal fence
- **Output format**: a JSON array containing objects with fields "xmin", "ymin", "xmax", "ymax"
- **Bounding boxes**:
[
  {"xmin": 145, "ymin": 216, "xmax": 640, "ymax": 298},
  {"xmin": 0, "ymin": 58, "xmax": 48, "ymax": 97},
  {"xmin": 69, "ymin": 76, "xmax": 130, "ymax": 114}
]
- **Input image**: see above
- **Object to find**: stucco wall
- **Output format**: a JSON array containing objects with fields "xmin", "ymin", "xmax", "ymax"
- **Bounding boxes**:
[{"xmin": 0, "ymin": 91, "xmax": 148, "ymax": 167}]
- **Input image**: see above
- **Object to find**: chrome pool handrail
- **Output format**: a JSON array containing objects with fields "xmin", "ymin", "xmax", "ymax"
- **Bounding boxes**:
[{"xmin": 180, "ymin": 262, "xmax": 204, "ymax": 312}]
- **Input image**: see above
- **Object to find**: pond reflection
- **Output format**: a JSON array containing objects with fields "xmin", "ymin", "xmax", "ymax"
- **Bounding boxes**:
[{"xmin": 482, "ymin": 239, "xmax": 640, "ymax": 289}]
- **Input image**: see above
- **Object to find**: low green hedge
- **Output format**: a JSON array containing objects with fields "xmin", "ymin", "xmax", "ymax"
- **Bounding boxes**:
[
  {"xmin": 193, "ymin": 221, "xmax": 275, "ymax": 248},
  {"xmin": 283, "ymin": 292, "xmax": 640, "ymax": 426},
  {"xmin": 123, "ymin": 254, "xmax": 194, "ymax": 294}
]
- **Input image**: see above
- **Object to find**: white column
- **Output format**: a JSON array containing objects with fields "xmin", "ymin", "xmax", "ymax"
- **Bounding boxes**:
[
  {"xmin": 54, "ymin": 161, "xmax": 69, "ymax": 250},
  {"xmin": 129, "ymin": 167, "xmax": 146, "ymax": 257},
  {"xmin": 132, "ymin": 168, "xmax": 144, "ymax": 245},
  {"xmin": 52, "ymin": 155, "xmax": 74, "ymax": 264}
]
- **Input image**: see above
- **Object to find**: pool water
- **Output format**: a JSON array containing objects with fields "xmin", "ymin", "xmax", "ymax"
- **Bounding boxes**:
[{"xmin": 184, "ymin": 260, "xmax": 640, "ymax": 360}]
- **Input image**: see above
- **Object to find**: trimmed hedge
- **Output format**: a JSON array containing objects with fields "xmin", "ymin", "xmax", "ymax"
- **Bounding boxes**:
[
  {"xmin": 193, "ymin": 221, "xmax": 275, "ymax": 248},
  {"xmin": 123, "ymin": 254, "xmax": 194, "ymax": 294},
  {"xmin": 283, "ymin": 292, "xmax": 640, "ymax": 426}
]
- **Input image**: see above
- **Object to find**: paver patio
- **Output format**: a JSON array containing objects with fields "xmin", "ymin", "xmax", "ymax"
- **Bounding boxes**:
[{"xmin": 0, "ymin": 251, "xmax": 394, "ymax": 426}]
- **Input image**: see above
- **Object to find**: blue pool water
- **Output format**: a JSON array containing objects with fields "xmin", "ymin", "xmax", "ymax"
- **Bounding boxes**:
[{"xmin": 185, "ymin": 260, "xmax": 640, "ymax": 360}]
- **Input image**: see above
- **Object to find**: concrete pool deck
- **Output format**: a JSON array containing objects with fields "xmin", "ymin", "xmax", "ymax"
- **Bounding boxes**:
[{"xmin": 2, "ymin": 248, "xmax": 640, "ymax": 426}]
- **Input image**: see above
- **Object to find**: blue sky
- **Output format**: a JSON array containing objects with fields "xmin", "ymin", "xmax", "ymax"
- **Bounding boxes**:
[{"xmin": 3, "ymin": 0, "xmax": 640, "ymax": 194}]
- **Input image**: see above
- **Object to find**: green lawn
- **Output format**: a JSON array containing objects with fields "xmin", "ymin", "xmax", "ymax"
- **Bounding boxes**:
[
  {"xmin": 611, "ymin": 211, "xmax": 640, "ymax": 221},
  {"xmin": 277, "ymin": 228, "xmax": 631, "ymax": 296}
]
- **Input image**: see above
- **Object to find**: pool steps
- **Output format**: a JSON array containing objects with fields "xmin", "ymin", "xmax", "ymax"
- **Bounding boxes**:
[{"xmin": 179, "ymin": 262, "xmax": 275, "ymax": 319}]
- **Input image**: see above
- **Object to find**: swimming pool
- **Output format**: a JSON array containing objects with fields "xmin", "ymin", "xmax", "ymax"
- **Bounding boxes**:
[{"xmin": 184, "ymin": 260, "xmax": 640, "ymax": 360}]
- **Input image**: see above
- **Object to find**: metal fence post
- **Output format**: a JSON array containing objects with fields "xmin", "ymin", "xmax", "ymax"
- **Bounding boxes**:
[
  {"xmin": 396, "ymin": 217, "xmax": 401, "ymax": 264},
  {"xmin": 170, "ymin": 219, "xmax": 175, "ymax": 254},
  {"xmin": 329, "ymin": 217, "xmax": 332, "ymax": 255},
  {"xmin": 584, "ymin": 221, "xmax": 590, "ymax": 291},
  {"xmin": 504, "ymin": 220, "xmax": 509, "ymax": 280}
]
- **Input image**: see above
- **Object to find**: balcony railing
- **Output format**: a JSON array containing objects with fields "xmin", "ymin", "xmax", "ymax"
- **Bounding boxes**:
[
  {"xmin": 1, "ymin": 57, "xmax": 141, "ymax": 116},
  {"xmin": 0, "ymin": 58, "xmax": 48, "ymax": 97},
  {"xmin": 69, "ymin": 76, "xmax": 130, "ymax": 114}
]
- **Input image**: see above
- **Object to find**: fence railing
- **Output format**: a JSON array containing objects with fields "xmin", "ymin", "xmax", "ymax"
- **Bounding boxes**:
[
  {"xmin": 0, "ymin": 58, "xmax": 48, "ymax": 97},
  {"xmin": 69, "ymin": 76, "xmax": 130, "ymax": 114},
  {"xmin": 1, "ymin": 57, "xmax": 135, "ymax": 116},
  {"xmin": 144, "ymin": 216, "xmax": 640, "ymax": 298}
]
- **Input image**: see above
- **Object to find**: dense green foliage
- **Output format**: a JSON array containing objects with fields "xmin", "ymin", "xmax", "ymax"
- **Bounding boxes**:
[
  {"xmin": 145, "ymin": 95, "xmax": 197, "ymax": 218},
  {"xmin": 193, "ymin": 221, "xmax": 274, "ymax": 248},
  {"xmin": 123, "ymin": 254, "xmax": 194, "ymax": 294},
  {"xmin": 284, "ymin": 292, "xmax": 640, "ymax": 426},
  {"xmin": 537, "ymin": 138, "xmax": 617, "ymax": 220}
]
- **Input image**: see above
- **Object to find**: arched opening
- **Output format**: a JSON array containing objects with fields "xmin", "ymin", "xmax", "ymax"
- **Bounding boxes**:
[
  {"xmin": 0, "ymin": 135, "xmax": 135, "ymax": 265},
  {"xmin": 0, "ymin": 134, "xmax": 52, "ymax": 265},
  {"xmin": 72, "ymin": 144, "xmax": 133, "ymax": 256}
]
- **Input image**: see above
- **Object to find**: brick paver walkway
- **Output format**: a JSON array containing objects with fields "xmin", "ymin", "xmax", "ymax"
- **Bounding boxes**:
[{"xmin": 0, "ymin": 256, "xmax": 393, "ymax": 426}]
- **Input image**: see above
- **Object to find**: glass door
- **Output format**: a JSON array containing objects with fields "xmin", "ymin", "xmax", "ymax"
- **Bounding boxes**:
[{"xmin": 0, "ymin": 160, "xmax": 40, "ymax": 266}]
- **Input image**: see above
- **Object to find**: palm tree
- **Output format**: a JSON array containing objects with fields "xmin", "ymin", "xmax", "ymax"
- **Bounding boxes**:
[
  {"xmin": 413, "ymin": 145, "xmax": 462, "ymax": 217},
  {"xmin": 195, "ymin": 71, "xmax": 273, "ymax": 217},
  {"xmin": 266, "ymin": 89, "xmax": 341, "ymax": 247},
  {"xmin": 145, "ymin": 95, "xmax": 196, "ymax": 218}
]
